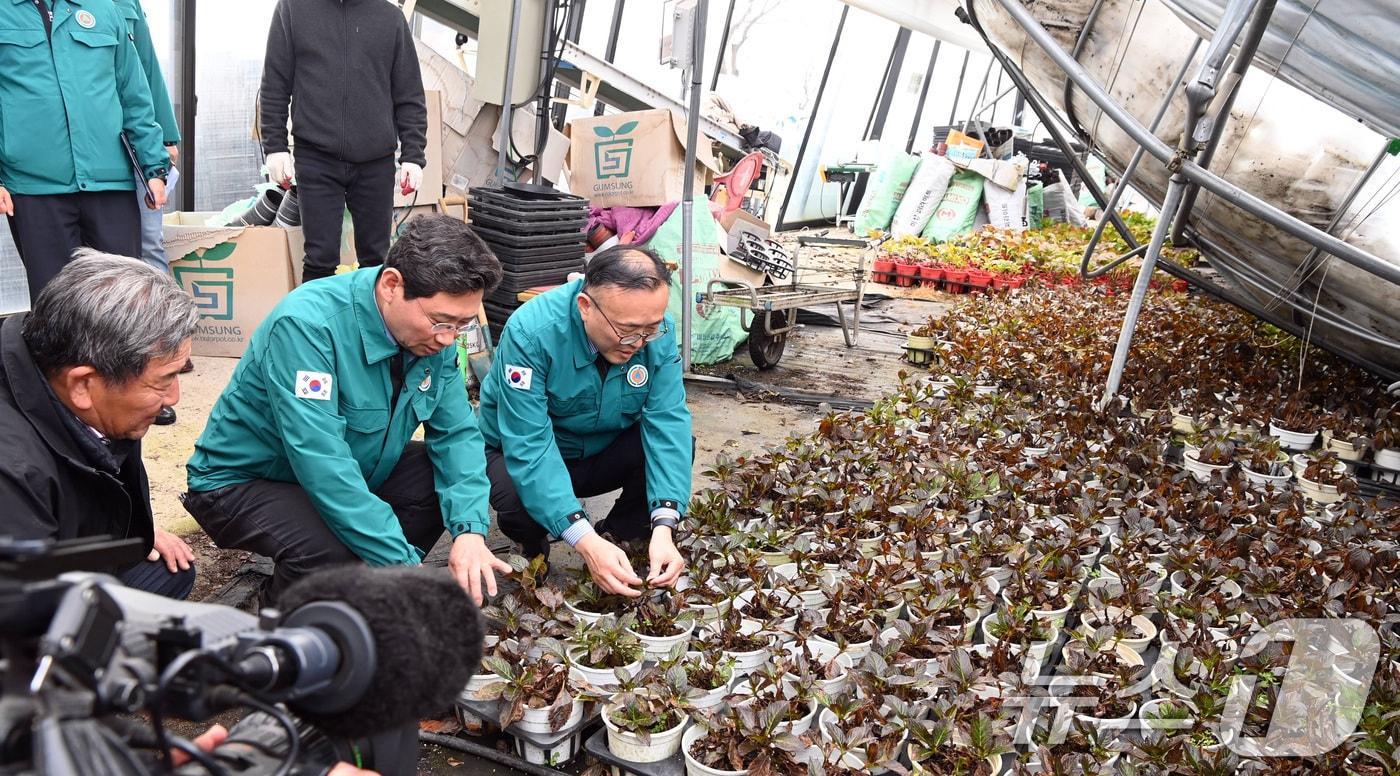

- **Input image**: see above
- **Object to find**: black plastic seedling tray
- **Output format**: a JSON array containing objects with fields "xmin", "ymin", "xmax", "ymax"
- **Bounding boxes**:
[
  {"xmin": 469, "ymin": 196, "xmax": 590, "ymax": 224},
  {"xmin": 484, "ymin": 241, "xmax": 586, "ymax": 265},
  {"xmin": 469, "ymin": 186, "xmax": 589, "ymax": 213},
  {"xmin": 472, "ymin": 223, "xmax": 589, "ymax": 248},
  {"xmin": 470, "ymin": 208, "xmax": 588, "ymax": 237}
]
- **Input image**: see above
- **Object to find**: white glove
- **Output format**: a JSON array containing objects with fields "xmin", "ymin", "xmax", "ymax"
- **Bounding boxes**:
[
  {"xmin": 266, "ymin": 152, "xmax": 295, "ymax": 188},
  {"xmin": 397, "ymin": 162, "xmax": 423, "ymax": 195}
]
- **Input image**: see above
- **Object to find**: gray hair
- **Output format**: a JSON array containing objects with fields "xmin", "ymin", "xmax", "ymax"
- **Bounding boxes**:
[
  {"xmin": 22, "ymin": 250, "xmax": 199, "ymax": 383},
  {"xmin": 584, "ymin": 245, "xmax": 672, "ymax": 292}
]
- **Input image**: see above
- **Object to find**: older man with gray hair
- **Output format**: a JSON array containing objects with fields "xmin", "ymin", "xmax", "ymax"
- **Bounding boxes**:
[{"xmin": 0, "ymin": 251, "xmax": 198, "ymax": 599}]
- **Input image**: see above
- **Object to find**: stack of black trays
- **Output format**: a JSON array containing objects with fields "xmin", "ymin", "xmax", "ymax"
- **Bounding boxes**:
[{"xmin": 469, "ymin": 185, "xmax": 589, "ymax": 341}]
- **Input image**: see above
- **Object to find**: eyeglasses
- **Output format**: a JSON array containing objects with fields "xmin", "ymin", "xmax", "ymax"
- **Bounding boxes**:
[
  {"xmin": 583, "ymin": 291, "xmax": 669, "ymax": 346},
  {"xmin": 415, "ymin": 298, "xmax": 476, "ymax": 336}
]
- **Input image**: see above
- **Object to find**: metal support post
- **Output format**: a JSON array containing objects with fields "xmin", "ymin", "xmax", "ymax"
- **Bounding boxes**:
[
  {"xmin": 1101, "ymin": 176, "xmax": 1189, "ymax": 405},
  {"xmin": 1170, "ymin": 0, "xmax": 1276, "ymax": 244},
  {"xmin": 178, "ymin": 0, "xmax": 195, "ymax": 209},
  {"xmin": 947, "ymin": 51, "xmax": 971, "ymax": 124},
  {"xmin": 711, "ymin": 0, "xmax": 737, "ymax": 91},
  {"xmin": 680, "ymin": 0, "xmax": 709, "ymax": 372},
  {"xmin": 495, "ymin": 0, "xmax": 524, "ymax": 184},
  {"xmin": 593, "ymin": 0, "xmax": 626, "ymax": 115}
]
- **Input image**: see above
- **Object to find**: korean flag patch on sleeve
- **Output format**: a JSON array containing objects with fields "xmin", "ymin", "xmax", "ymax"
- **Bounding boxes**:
[
  {"xmin": 295, "ymin": 370, "xmax": 334, "ymax": 400},
  {"xmin": 504, "ymin": 365, "xmax": 533, "ymax": 391}
]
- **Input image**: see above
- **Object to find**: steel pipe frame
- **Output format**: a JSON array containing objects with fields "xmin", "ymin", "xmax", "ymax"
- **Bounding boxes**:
[
  {"xmin": 1188, "ymin": 230, "xmax": 1400, "ymax": 353},
  {"xmin": 969, "ymin": 0, "xmax": 1400, "ymax": 392},
  {"xmin": 593, "ymin": 0, "xmax": 626, "ymax": 116},
  {"xmin": 680, "ymin": 0, "xmax": 709, "ymax": 371},
  {"xmin": 494, "ymin": 0, "xmax": 525, "ymax": 183},
  {"xmin": 1282, "ymin": 141, "xmax": 1391, "ymax": 323},
  {"xmin": 959, "ymin": 2, "xmax": 1143, "ymax": 254},
  {"xmin": 1150, "ymin": 250, "xmax": 1400, "ymax": 383},
  {"xmin": 988, "ymin": 0, "xmax": 1400, "ymax": 287},
  {"xmin": 1170, "ymin": 0, "xmax": 1276, "ymax": 245},
  {"xmin": 1079, "ymin": 38, "xmax": 1202, "ymax": 279}
]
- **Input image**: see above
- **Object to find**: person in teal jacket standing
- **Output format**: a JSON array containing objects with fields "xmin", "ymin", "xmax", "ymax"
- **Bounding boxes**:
[
  {"xmin": 114, "ymin": 0, "xmax": 182, "ymax": 273},
  {"xmin": 0, "ymin": 0, "xmax": 169, "ymax": 303},
  {"xmin": 479, "ymin": 245, "xmax": 692, "ymax": 597},
  {"xmin": 182, "ymin": 216, "xmax": 511, "ymax": 605}
]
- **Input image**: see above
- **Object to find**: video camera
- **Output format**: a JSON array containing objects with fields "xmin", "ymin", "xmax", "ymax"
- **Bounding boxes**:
[{"xmin": 0, "ymin": 536, "xmax": 483, "ymax": 775}]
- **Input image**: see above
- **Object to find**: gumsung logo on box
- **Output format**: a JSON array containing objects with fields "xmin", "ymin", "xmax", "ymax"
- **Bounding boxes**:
[
  {"xmin": 172, "ymin": 241, "xmax": 236, "ymax": 321},
  {"xmin": 592, "ymin": 120, "xmax": 638, "ymax": 180}
]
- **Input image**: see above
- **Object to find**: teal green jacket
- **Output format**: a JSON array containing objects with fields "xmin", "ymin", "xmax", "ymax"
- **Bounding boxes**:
[
  {"xmin": 0, "ymin": 0, "xmax": 167, "ymax": 195},
  {"xmin": 478, "ymin": 279, "xmax": 693, "ymax": 540},
  {"xmin": 113, "ymin": 0, "xmax": 180, "ymax": 145},
  {"xmin": 187, "ymin": 269, "xmax": 493, "ymax": 566}
]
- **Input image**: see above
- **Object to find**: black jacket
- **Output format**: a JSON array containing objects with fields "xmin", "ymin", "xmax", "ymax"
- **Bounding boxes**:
[
  {"xmin": 260, "ymin": 0, "xmax": 427, "ymax": 166},
  {"xmin": 0, "ymin": 315, "xmax": 154, "ymax": 559}
]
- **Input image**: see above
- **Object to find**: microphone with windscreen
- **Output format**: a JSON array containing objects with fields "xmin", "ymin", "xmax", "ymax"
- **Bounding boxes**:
[{"xmin": 233, "ymin": 564, "xmax": 484, "ymax": 738}]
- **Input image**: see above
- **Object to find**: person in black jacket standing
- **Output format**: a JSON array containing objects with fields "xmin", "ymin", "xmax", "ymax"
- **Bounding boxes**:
[
  {"xmin": 259, "ymin": 0, "xmax": 428, "ymax": 283},
  {"xmin": 0, "ymin": 252, "xmax": 199, "ymax": 599}
]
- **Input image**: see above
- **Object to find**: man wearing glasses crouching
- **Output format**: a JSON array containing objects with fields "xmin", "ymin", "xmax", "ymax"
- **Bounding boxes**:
[
  {"xmin": 479, "ymin": 245, "xmax": 692, "ymax": 597},
  {"xmin": 183, "ymin": 215, "xmax": 512, "ymax": 606}
]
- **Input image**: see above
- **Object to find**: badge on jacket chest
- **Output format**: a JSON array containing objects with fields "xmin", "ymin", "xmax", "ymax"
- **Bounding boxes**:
[
  {"xmin": 76, "ymin": 11, "xmax": 96, "ymax": 28},
  {"xmin": 627, "ymin": 364, "xmax": 649, "ymax": 387}
]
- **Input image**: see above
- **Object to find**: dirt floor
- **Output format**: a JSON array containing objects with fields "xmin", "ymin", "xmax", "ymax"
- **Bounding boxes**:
[{"xmin": 136, "ymin": 231, "xmax": 955, "ymax": 773}]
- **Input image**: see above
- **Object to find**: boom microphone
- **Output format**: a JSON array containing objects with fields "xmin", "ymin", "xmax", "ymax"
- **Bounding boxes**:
[{"xmin": 267, "ymin": 565, "xmax": 485, "ymax": 738}]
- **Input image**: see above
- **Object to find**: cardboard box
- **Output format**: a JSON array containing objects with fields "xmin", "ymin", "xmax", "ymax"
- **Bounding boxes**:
[
  {"xmin": 163, "ymin": 213, "xmax": 297, "ymax": 358},
  {"xmin": 718, "ymin": 208, "xmax": 771, "ymax": 254},
  {"xmin": 566, "ymin": 109, "xmax": 718, "ymax": 209},
  {"xmin": 394, "ymin": 89, "xmax": 444, "ymax": 208}
]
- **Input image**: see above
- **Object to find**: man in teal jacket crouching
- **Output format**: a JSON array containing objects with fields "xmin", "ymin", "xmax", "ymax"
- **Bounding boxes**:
[
  {"xmin": 479, "ymin": 245, "xmax": 692, "ymax": 597},
  {"xmin": 183, "ymin": 216, "xmax": 511, "ymax": 605}
]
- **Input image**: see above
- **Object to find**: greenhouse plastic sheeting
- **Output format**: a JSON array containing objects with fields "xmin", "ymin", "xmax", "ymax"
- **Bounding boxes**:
[{"xmin": 1163, "ymin": 0, "xmax": 1400, "ymax": 139}]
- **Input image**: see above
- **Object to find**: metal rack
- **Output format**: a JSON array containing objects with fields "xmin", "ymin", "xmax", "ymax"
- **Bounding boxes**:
[{"xmin": 700, "ymin": 236, "xmax": 869, "ymax": 369}]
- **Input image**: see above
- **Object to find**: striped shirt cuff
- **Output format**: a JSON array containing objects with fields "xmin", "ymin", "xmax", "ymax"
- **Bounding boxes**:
[{"xmin": 560, "ymin": 519, "xmax": 595, "ymax": 547}]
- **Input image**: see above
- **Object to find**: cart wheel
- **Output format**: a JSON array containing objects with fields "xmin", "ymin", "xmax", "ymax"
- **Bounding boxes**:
[{"xmin": 748, "ymin": 310, "xmax": 790, "ymax": 370}]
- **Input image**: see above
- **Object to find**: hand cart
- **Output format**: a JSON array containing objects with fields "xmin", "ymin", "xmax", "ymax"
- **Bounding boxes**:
[{"xmin": 700, "ymin": 235, "xmax": 870, "ymax": 369}]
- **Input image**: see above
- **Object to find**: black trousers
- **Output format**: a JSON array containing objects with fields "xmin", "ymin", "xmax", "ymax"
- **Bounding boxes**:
[
  {"xmin": 6, "ymin": 190, "xmax": 141, "ymax": 303},
  {"xmin": 116, "ymin": 559, "xmax": 197, "ymax": 601},
  {"xmin": 181, "ymin": 442, "xmax": 443, "ymax": 605},
  {"xmin": 294, "ymin": 144, "xmax": 395, "ymax": 282},
  {"xmin": 486, "ymin": 424, "xmax": 657, "ymax": 552}
]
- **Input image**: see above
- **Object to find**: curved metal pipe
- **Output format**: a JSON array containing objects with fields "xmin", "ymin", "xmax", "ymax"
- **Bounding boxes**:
[{"xmin": 988, "ymin": 0, "xmax": 1400, "ymax": 287}]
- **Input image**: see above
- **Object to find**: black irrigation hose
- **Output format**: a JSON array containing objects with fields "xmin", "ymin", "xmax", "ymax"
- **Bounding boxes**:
[{"xmin": 419, "ymin": 731, "xmax": 569, "ymax": 776}]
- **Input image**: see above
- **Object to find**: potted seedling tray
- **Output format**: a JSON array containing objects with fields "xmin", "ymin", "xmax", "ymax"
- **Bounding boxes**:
[{"xmin": 583, "ymin": 728, "xmax": 686, "ymax": 776}]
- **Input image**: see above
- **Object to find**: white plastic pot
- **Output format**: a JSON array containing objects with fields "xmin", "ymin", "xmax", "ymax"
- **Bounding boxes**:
[
  {"xmin": 564, "ymin": 599, "xmax": 609, "ymax": 625},
  {"xmin": 1269, "ymin": 422, "xmax": 1318, "ymax": 451},
  {"xmin": 514, "ymin": 698, "xmax": 584, "ymax": 736},
  {"xmin": 1376, "ymin": 447, "xmax": 1400, "ymax": 471},
  {"xmin": 1139, "ymin": 698, "xmax": 1198, "ymax": 741},
  {"xmin": 980, "ymin": 613, "xmax": 1059, "ymax": 661},
  {"xmin": 682, "ymin": 725, "xmax": 748, "ymax": 776},
  {"xmin": 1323, "ymin": 430, "xmax": 1368, "ymax": 461},
  {"xmin": 1183, "ymin": 449, "xmax": 1233, "ymax": 482},
  {"xmin": 817, "ymin": 708, "xmax": 906, "ymax": 774},
  {"xmin": 603, "ymin": 706, "xmax": 688, "ymax": 764},
  {"xmin": 1075, "ymin": 611, "xmax": 1158, "ymax": 654},
  {"xmin": 1241, "ymin": 460, "xmax": 1292, "ymax": 490},
  {"xmin": 628, "ymin": 621, "xmax": 695, "ymax": 663},
  {"xmin": 730, "ymin": 681, "xmax": 818, "ymax": 735},
  {"xmin": 567, "ymin": 651, "xmax": 641, "ymax": 689}
]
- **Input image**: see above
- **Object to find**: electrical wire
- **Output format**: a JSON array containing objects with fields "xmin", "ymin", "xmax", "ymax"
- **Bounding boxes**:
[{"xmin": 233, "ymin": 692, "xmax": 302, "ymax": 776}]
